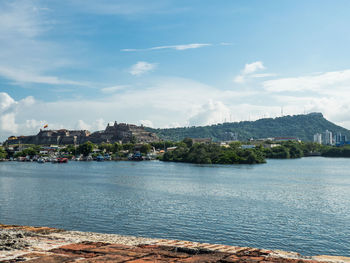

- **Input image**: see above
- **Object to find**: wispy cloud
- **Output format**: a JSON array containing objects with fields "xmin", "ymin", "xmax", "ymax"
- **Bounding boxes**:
[
  {"xmin": 0, "ymin": 66, "xmax": 87, "ymax": 86},
  {"xmin": 263, "ymin": 69, "xmax": 350, "ymax": 94},
  {"xmin": 0, "ymin": 1, "xmax": 44, "ymax": 38},
  {"xmin": 66, "ymin": 0, "xmax": 173, "ymax": 16},
  {"xmin": 0, "ymin": 1, "xmax": 82, "ymax": 88},
  {"xmin": 251, "ymin": 73, "xmax": 277, "ymax": 78},
  {"xmin": 122, "ymin": 43, "xmax": 212, "ymax": 52},
  {"xmin": 129, "ymin": 61, "xmax": 156, "ymax": 76},
  {"xmin": 101, "ymin": 85, "xmax": 128, "ymax": 94}
]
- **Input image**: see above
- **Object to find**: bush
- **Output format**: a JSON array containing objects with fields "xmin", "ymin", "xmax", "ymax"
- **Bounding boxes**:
[{"xmin": 161, "ymin": 143, "xmax": 266, "ymax": 164}]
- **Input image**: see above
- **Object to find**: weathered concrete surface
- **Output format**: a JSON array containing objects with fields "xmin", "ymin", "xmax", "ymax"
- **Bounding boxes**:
[{"xmin": 1, "ymin": 224, "xmax": 349, "ymax": 263}]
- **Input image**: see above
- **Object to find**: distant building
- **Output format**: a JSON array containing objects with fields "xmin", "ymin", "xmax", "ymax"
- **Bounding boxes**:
[
  {"xmin": 335, "ymin": 132, "xmax": 347, "ymax": 145},
  {"xmin": 313, "ymin": 133, "xmax": 322, "ymax": 144},
  {"xmin": 88, "ymin": 122, "xmax": 160, "ymax": 144},
  {"xmin": 192, "ymin": 138, "xmax": 212, "ymax": 144},
  {"xmin": 4, "ymin": 122, "xmax": 160, "ymax": 145},
  {"xmin": 241, "ymin": 145, "xmax": 256, "ymax": 149},
  {"xmin": 264, "ymin": 144, "xmax": 279, "ymax": 149},
  {"xmin": 166, "ymin": 146, "xmax": 177, "ymax": 151},
  {"xmin": 323, "ymin": 130, "xmax": 333, "ymax": 145}
]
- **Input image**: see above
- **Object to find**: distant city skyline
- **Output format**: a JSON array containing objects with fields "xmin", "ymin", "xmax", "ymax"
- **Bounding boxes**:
[{"xmin": 2, "ymin": 0, "xmax": 350, "ymax": 141}]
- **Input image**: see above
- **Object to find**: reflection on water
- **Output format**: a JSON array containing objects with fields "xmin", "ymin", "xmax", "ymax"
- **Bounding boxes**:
[{"xmin": 0, "ymin": 158, "xmax": 349, "ymax": 256}]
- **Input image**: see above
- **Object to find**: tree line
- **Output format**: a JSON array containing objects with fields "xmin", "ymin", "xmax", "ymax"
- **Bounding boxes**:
[{"xmin": 2, "ymin": 139, "xmax": 350, "ymax": 162}]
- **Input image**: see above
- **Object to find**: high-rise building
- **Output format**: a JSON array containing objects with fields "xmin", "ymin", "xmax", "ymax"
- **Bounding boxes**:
[
  {"xmin": 323, "ymin": 130, "xmax": 333, "ymax": 145},
  {"xmin": 335, "ymin": 132, "xmax": 347, "ymax": 145},
  {"xmin": 313, "ymin": 133, "xmax": 322, "ymax": 144}
]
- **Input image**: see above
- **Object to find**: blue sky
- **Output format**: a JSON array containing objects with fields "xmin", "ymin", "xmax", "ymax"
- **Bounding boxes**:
[{"xmin": 1, "ymin": 0, "xmax": 350, "ymax": 140}]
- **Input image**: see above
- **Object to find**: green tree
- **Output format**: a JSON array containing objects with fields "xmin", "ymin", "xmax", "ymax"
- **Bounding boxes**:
[
  {"xmin": 66, "ymin": 145, "xmax": 78, "ymax": 155},
  {"xmin": 161, "ymin": 143, "xmax": 266, "ymax": 165},
  {"xmin": 112, "ymin": 142, "xmax": 122, "ymax": 153},
  {"xmin": 122, "ymin": 143, "xmax": 134, "ymax": 152},
  {"xmin": 78, "ymin": 141, "xmax": 94, "ymax": 156},
  {"xmin": 14, "ymin": 147, "xmax": 38, "ymax": 158},
  {"xmin": 322, "ymin": 145, "xmax": 350, "ymax": 157},
  {"xmin": 140, "ymin": 144, "xmax": 151, "ymax": 154},
  {"xmin": 229, "ymin": 141, "xmax": 242, "ymax": 149},
  {"xmin": 0, "ymin": 146, "xmax": 7, "ymax": 159},
  {"xmin": 99, "ymin": 143, "xmax": 113, "ymax": 153},
  {"xmin": 270, "ymin": 146, "xmax": 290, "ymax": 159},
  {"xmin": 182, "ymin": 138, "xmax": 193, "ymax": 148},
  {"xmin": 281, "ymin": 141, "xmax": 303, "ymax": 158}
]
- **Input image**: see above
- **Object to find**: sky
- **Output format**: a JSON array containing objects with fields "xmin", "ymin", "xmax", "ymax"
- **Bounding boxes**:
[{"xmin": 1, "ymin": 0, "xmax": 350, "ymax": 141}]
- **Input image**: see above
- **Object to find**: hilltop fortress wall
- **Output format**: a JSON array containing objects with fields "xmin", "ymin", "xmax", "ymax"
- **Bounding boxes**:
[{"xmin": 5, "ymin": 122, "xmax": 159, "ymax": 145}]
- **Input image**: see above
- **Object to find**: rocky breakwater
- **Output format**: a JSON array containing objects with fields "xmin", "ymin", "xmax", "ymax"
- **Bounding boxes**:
[{"xmin": 1, "ymin": 224, "xmax": 350, "ymax": 262}]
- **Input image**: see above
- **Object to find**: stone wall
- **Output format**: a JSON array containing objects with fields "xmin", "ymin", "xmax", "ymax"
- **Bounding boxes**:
[{"xmin": 4, "ymin": 122, "xmax": 159, "ymax": 145}]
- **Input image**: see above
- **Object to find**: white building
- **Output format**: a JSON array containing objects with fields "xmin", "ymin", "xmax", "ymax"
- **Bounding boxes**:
[
  {"xmin": 313, "ymin": 133, "xmax": 322, "ymax": 144},
  {"xmin": 323, "ymin": 130, "xmax": 333, "ymax": 145}
]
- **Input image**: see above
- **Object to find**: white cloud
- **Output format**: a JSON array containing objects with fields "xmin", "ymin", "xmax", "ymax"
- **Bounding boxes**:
[
  {"xmin": 188, "ymin": 100, "xmax": 230, "ymax": 126},
  {"xmin": 75, "ymin": 118, "xmax": 106, "ymax": 131},
  {"xmin": 139, "ymin": 120, "xmax": 153, "ymax": 127},
  {"xmin": 25, "ymin": 119, "xmax": 46, "ymax": 130},
  {"xmin": 163, "ymin": 122, "xmax": 182, "ymax": 128},
  {"xmin": 263, "ymin": 69, "xmax": 350, "ymax": 94},
  {"xmin": 0, "ymin": 92, "xmax": 16, "ymax": 111},
  {"xmin": 0, "ymin": 93, "xmax": 18, "ymax": 133},
  {"xmin": 20, "ymin": 96, "xmax": 36, "ymax": 106},
  {"xmin": 234, "ymin": 61, "xmax": 270, "ymax": 83},
  {"xmin": 122, "ymin": 43, "xmax": 211, "ymax": 52},
  {"xmin": 0, "ymin": 1, "xmax": 86, "ymax": 88},
  {"xmin": 0, "ymin": 93, "xmax": 45, "ymax": 139},
  {"xmin": 129, "ymin": 61, "xmax": 156, "ymax": 76},
  {"xmin": 243, "ymin": 61, "xmax": 265, "ymax": 74},
  {"xmin": 0, "ymin": 79, "xmax": 221, "ymax": 140},
  {"xmin": 0, "ymin": 79, "xmax": 296, "ymax": 141},
  {"xmin": 76, "ymin": 120, "xmax": 91, "ymax": 130},
  {"xmin": 0, "ymin": 113, "xmax": 18, "ymax": 133},
  {"xmin": 0, "ymin": 1, "xmax": 43, "ymax": 39},
  {"xmin": 0, "ymin": 66, "xmax": 86, "ymax": 85},
  {"xmin": 93, "ymin": 118, "xmax": 106, "ymax": 130},
  {"xmin": 233, "ymin": 75, "xmax": 245, "ymax": 84},
  {"xmin": 251, "ymin": 73, "xmax": 277, "ymax": 78},
  {"xmin": 101, "ymin": 85, "xmax": 128, "ymax": 94}
]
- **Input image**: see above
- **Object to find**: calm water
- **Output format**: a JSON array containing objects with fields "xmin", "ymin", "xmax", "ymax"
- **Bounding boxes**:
[{"xmin": 0, "ymin": 158, "xmax": 349, "ymax": 256}]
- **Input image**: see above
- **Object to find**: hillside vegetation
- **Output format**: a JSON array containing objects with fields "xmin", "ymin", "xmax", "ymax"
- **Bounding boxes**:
[{"xmin": 147, "ymin": 113, "xmax": 350, "ymax": 142}]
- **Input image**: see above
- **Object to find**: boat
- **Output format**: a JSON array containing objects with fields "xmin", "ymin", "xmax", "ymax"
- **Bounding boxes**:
[
  {"xmin": 96, "ymin": 155, "xmax": 104, "ymax": 162},
  {"xmin": 82, "ymin": 155, "xmax": 93, "ymax": 161},
  {"xmin": 104, "ymin": 154, "xmax": 111, "ymax": 161},
  {"xmin": 74, "ymin": 155, "xmax": 82, "ymax": 161},
  {"xmin": 128, "ymin": 152, "xmax": 143, "ymax": 161},
  {"xmin": 57, "ymin": 157, "xmax": 68, "ymax": 163},
  {"xmin": 37, "ymin": 158, "xmax": 45, "ymax": 163}
]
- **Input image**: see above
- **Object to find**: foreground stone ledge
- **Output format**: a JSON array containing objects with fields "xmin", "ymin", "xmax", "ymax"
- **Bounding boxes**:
[{"xmin": 1, "ymin": 224, "xmax": 349, "ymax": 262}]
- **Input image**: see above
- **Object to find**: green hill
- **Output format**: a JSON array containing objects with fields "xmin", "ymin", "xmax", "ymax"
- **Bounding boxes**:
[{"xmin": 147, "ymin": 113, "xmax": 350, "ymax": 142}]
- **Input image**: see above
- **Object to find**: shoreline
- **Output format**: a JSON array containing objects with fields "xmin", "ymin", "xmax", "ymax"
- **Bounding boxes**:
[{"xmin": 1, "ymin": 224, "xmax": 350, "ymax": 262}]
